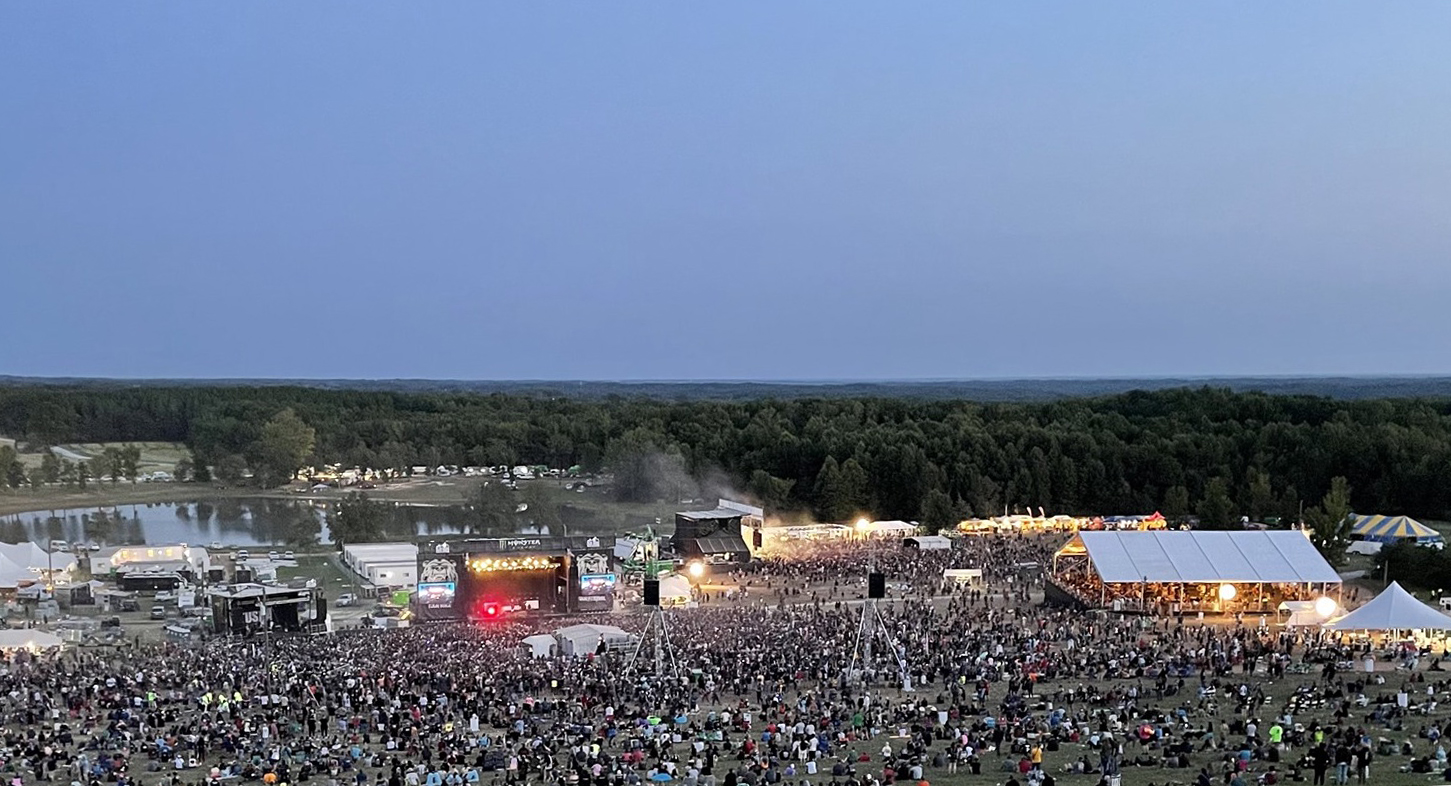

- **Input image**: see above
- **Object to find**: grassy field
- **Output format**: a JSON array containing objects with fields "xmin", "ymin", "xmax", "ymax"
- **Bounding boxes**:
[
  {"xmin": 276, "ymin": 554, "xmax": 361, "ymax": 600},
  {"xmin": 1, "ymin": 438, "xmax": 190, "ymax": 472}
]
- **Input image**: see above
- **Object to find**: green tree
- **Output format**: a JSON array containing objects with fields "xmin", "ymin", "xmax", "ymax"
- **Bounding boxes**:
[
  {"xmin": 192, "ymin": 452, "xmax": 212, "ymax": 483},
  {"xmin": 248, "ymin": 409, "xmax": 316, "ymax": 488},
  {"xmin": 1246, "ymin": 468, "xmax": 1275, "ymax": 522},
  {"xmin": 838, "ymin": 458, "xmax": 871, "ymax": 515},
  {"xmin": 101, "ymin": 447, "xmax": 124, "ymax": 484},
  {"xmin": 58, "ymin": 459, "xmax": 77, "ymax": 488},
  {"xmin": 0, "ymin": 446, "xmax": 19, "ymax": 490},
  {"xmin": 520, "ymin": 483, "xmax": 562, "ymax": 533},
  {"xmin": 329, "ymin": 492, "xmax": 387, "ymax": 545},
  {"xmin": 77, "ymin": 461, "xmax": 90, "ymax": 490},
  {"xmin": 813, "ymin": 457, "xmax": 851, "ymax": 522},
  {"xmin": 469, "ymin": 481, "xmax": 518, "ymax": 535},
  {"xmin": 281, "ymin": 507, "xmax": 323, "ymax": 549},
  {"xmin": 215, "ymin": 454, "xmax": 248, "ymax": 484},
  {"xmin": 1305, "ymin": 476, "xmax": 1354, "ymax": 565},
  {"xmin": 173, "ymin": 457, "xmax": 194, "ymax": 482},
  {"xmin": 39, "ymin": 450, "xmax": 61, "ymax": 485},
  {"xmin": 918, "ymin": 488, "xmax": 961, "ymax": 532},
  {"xmin": 120, "ymin": 445, "xmax": 141, "ymax": 483},
  {"xmin": 1162, "ymin": 485, "xmax": 1191, "ymax": 521},
  {"xmin": 748, "ymin": 470, "xmax": 795, "ymax": 511},
  {"xmin": 1196, "ymin": 477, "xmax": 1236, "ymax": 530}
]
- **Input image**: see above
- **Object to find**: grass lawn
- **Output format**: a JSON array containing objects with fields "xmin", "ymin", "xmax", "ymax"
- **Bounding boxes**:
[{"xmin": 275, "ymin": 553, "xmax": 360, "ymax": 600}]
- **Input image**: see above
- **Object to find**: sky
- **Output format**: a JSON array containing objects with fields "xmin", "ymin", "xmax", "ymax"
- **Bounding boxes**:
[{"xmin": 3, "ymin": 3, "xmax": 1450, "ymax": 381}]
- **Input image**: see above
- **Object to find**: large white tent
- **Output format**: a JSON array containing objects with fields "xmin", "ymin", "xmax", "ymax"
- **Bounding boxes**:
[
  {"xmin": 1324, "ymin": 582, "xmax": 1451, "ymax": 631},
  {"xmin": 1057, "ymin": 530, "xmax": 1341, "ymax": 584},
  {"xmin": 0, "ymin": 629, "xmax": 64, "ymax": 650}
]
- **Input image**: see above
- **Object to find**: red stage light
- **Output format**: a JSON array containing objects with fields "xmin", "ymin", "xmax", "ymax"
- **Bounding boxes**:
[{"xmin": 482, "ymin": 602, "xmax": 501, "ymax": 618}]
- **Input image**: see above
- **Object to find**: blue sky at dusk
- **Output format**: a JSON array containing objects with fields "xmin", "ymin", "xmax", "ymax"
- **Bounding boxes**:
[{"xmin": 3, "ymin": 3, "xmax": 1449, "ymax": 380}]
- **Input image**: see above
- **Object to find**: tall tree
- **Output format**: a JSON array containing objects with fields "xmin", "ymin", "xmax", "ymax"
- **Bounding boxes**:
[
  {"xmin": 215, "ymin": 454, "xmax": 248, "ymax": 484},
  {"xmin": 101, "ymin": 447, "xmax": 124, "ymax": 484},
  {"xmin": 120, "ymin": 445, "xmax": 141, "ymax": 483},
  {"xmin": 1196, "ymin": 477, "xmax": 1236, "ymax": 530},
  {"xmin": 0, "ymin": 446, "xmax": 18, "ymax": 490},
  {"xmin": 838, "ymin": 458, "xmax": 871, "ymax": 515},
  {"xmin": 813, "ymin": 457, "xmax": 850, "ymax": 522},
  {"xmin": 1246, "ymin": 468, "xmax": 1275, "ymax": 522},
  {"xmin": 330, "ymin": 492, "xmax": 387, "ymax": 546},
  {"xmin": 747, "ymin": 470, "xmax": 795, "ymax": 510},
  {"xmin": 469, "ymin": 481, "xmax": 518, "ymax": 535},
  {"xmin": 191, "ymin": 451, "xmax": 212, "ymax": 483},
  {"xmin": 248, "ymin": 409, "xmax": 316, "ymax": 488},
  {"xmin": 1162, "ymin": 485, "xmax": 1191, "ymax": 521},
  {"xmin": 173, "ymin": 456, "xmax": 194, "ymax": 482},
  {"xmin": 39, "ymin": 450, "xmax": 61, "ymax": 485},
  {"xmin": 58, "ymin": 459, "xmax": 77, "ymax": 487},
  {"xmin": 1305, "ymin": 476, "xmax": 1354, "ymax": 565},
  {"xmin": 520, "ymin": 483, "xmax": 562, "ymax": 533},
  {"xmin": 918, "ymin": 488, "xmax": 961, "ymax": 532}
]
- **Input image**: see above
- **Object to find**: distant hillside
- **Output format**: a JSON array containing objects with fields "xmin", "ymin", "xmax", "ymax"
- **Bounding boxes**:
[{"xmin": 2, "ymin": 375, "xmax": 1451, "ymax": 402}]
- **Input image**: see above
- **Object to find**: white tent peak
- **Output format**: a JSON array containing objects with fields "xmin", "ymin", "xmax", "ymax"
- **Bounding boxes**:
[{"xmin": 1325, "ymin": 582, "xmax": 1451, "ymax": 631}]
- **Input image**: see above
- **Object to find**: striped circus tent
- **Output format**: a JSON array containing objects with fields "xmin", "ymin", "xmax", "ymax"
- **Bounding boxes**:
[{"xmin": 1351, "ymin": 514, "xmax": 1445, "ymax": 546}]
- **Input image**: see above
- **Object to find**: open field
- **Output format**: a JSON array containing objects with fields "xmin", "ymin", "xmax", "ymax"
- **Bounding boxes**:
[{"xmin": 1, "ymin": 437, "xmax": 190, "ymax": 472}]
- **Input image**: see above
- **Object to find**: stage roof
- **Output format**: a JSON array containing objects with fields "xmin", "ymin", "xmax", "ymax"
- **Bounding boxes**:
[{"xmin": 1061, "ymin": 530, "xmax": 1341, "ymax": 584}]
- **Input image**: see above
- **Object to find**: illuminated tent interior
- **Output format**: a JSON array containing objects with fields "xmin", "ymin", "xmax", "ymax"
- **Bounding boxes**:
[{"xmin": 1052, "ymin": 530, "xmax": 1341, "ymax": 611}]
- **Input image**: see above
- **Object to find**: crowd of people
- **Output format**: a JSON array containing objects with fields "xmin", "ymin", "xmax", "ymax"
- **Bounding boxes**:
[{"xmin": 1, "ymin": 532, "xmax": 1448, "ymax": 786}]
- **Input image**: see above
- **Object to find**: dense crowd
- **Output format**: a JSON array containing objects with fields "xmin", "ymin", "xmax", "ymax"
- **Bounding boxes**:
[{"xmin": 2, "ymin": 534, "xmax": 1450, "ymax": 786}]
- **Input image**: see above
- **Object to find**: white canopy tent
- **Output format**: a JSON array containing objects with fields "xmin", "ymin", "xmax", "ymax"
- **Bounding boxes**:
[
  {"xmin": 1324, "ymin": 582, "xmax": 1451, "ymax": 631},
  {"xmin": 520, "ymin": 634, "xmax": 557, "ymax": 659},
  {"xmin": 658, "ymin": 575, "xmax": 692, "ymax": 605},
  {"xmin": 904, "ymin": 535, "xmax": 952, "ymax": 551},
  {"xmin": 0, "ymin": 629, "xmax": 64, "ymax": 650}
]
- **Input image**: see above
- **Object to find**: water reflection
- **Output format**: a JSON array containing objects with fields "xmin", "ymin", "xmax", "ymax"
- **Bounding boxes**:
[{"xmin": 0, "ymin": 499, "xmax": 553, "ymax": 548}]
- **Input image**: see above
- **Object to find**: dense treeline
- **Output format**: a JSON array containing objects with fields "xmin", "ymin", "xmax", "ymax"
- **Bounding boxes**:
[{"xmin": 1, "ymin": 385, "xmax": 1449, "ymax": 525}]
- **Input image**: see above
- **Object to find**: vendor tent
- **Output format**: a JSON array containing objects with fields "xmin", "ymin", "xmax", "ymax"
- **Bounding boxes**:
[
  {"xmin": 1057, "ymin": 530, "xmax": 1341, "ymax": 584},
  {"xmin": 1351, "ymin": 515, "xmax": 1445, "ymax": 547},
  {"xmin": 0, "ymin": 629, "xmax": 64, "ymax": 650},
  {"xmin": 658, "ymin": 575, "xmax": 692, "ymax": 605},
  {"xmin": 520, "ymin": 634, "xmax": 557, "ymax": 659},
  {"xmin": 554, "ymin": 623, "xmax": 632, "ymax": 656},
  {"xmin": 856, "ymin": 520, "xmax": 918, "ymax": 537},
  {"xmin": 903, "ymin": 535, "xmax": 952, "ymax": 551},
  {"xmin": 1324, "ymin": 582, "xmax": 1451, "ymax": 631},
  {"xmin": 1278, "ymin": 600, "xmax": 1337, "ymax": 628}
]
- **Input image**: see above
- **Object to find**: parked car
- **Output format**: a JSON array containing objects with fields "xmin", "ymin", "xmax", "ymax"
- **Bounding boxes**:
[
  {"xmin": 283, "ymin": 550, "xmax": 295, "ymax": 561},
  {"xmin": 268, "ymin": 551, "xmax": 280, "ymax": 561},
  {"xmin": 100, "ymin": 616, "xmax": 122, "ymax": 629},
  {"xmin": 236, "ymin": 550, "xmax": 250, "ymax": 561},
  {"xmin": 335, "ymin": 593, "xmax": 357, "ymax": 607},
  {"xmin": 149, "ymin": 606, "xmax": 166, "ymax": 620},
  {"xmin": 155, "ymin": 591, "xmax": 175, "ymax": 603}
]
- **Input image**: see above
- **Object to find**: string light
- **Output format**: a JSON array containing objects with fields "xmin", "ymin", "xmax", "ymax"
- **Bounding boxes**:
[{"xmin": 469, "ymin": 556, "xmax": 557, "ymax": 573}]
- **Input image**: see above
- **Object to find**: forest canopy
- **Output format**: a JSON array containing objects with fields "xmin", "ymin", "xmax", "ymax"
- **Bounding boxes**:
[{"xmin": 1, "ymin": 385, "xmax": 1448, "ymax": 525}]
